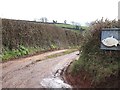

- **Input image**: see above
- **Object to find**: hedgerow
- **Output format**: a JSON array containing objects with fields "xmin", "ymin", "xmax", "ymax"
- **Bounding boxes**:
[{"xmin": 72, "ymin": 19, "xmax": 120, "ymax": 88}]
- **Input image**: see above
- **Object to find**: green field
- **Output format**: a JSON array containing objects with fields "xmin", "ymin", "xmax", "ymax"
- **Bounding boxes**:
[
  {"xmin": 55, "ymin": 23, "xmax": 88, "ymax": 31},
  {"xmin": 55, "ymin": 23, "xmax": 76, "ymax": 29}
]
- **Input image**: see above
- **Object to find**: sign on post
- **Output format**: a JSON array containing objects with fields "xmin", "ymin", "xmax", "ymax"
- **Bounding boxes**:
[{"xmin": 100, "ymin": 28, "xmax": 120, "ymax": 50}]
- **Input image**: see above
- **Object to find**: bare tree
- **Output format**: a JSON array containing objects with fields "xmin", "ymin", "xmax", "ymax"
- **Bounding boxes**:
[
  {"xmin": 40, "ymin": 17, "xmax": 48, "ymax": 22},
  {"xmin": 44, "ymin": 17, "xmax": 48, "ymax": 22},
  {"xmin": 64, "ymin": 20, "xmax": 67, "ymax": 24}
]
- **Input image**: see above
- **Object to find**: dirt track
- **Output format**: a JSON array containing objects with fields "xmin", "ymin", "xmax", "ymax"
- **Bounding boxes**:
[{"xmin": 2, "ymin": 50, "xmax": 79, "ymax": 88}]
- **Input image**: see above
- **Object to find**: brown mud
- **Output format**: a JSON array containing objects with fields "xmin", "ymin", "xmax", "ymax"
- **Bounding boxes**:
[{"xmin": 2, "ymin": 50, "xmax": 79, "ymax": 88}]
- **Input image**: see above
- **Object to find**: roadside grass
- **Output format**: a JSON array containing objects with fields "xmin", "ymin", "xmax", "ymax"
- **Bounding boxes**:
[
  {"xmin": 2, "ymin": 45, "xmax": 59, "ymax": 61},
  {"xmin": 2, "ymin": 45, "xmax": 29, "ymax": 61},
  {"xmin": 71, "ymin": 37, "xmax": 120, "ymax": 87},
  {"xmin": 71, "ymin": 53, "xmax": 119, "ymax": 85},
  {"xmin": 47, "ymin": 49, "xmax": 78, "ymax": 59},
  {"xmin": 2, "ymin": 45, "xmax": 79, "ymax": 62}
]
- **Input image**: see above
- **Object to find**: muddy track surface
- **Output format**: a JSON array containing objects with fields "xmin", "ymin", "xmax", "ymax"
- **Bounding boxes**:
[{"xmin": 2, "ymin": 50, "xmax": 79, "ymax": 88}]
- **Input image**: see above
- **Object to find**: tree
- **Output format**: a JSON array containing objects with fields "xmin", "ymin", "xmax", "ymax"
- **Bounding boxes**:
[
  {"xmin": 53, "ymin": 20, "xmax": 57, "ymax": 24},
  {"xmin": 40, "ymin": 17, "xmax": 48, "ymax": 22},
  {"xmin": 55, "ymin": 20, "xmax": 57, "ymax": 23},
  {"xmin": 44, "ymin": 17, "xmax": 48, "ymax": 22},
  {"xmin": 75, "ymin": 25, "xmax": 79, "ymax": 30},
  {"xmin": 64, "ymin": 20, "xmax": 67, "ymax": 24}
]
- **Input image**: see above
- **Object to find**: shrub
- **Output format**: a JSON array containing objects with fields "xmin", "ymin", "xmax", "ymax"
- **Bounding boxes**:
[{"xmin": 72, "ymin": 18, "xmax": 120, "ymax": 87}]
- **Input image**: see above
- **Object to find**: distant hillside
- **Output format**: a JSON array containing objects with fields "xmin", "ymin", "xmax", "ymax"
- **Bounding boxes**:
[{"xmin": 55, "ymin": 23, "xmax": 88, "ymax": 31}]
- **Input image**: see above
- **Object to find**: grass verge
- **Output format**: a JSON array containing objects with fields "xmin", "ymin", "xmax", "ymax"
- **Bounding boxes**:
[
  {"xmin": 2, "ymin": 45, "xmax": 59, "ymax": 62},
  {"xmin": 47, "ymin": 49, "xmax": 78, "ymax": 59},
  {"xmin": 2, "ymin": 45, "xmax": 79, "ymax": 62}
]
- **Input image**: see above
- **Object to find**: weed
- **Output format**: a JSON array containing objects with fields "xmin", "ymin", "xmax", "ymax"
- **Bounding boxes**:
[
  {"xmin": 47, "ymin": 49, "xmax": 77, "ymax": 59},
  {"xmin": 2, "ymin": 45, "xmax": 29, "ymax": 61}
]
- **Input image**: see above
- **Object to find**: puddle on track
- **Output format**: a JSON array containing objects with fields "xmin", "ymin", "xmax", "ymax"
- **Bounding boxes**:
[{"xmin": 40, "ymin": 77, "xmax": 72, "ymax": 88}]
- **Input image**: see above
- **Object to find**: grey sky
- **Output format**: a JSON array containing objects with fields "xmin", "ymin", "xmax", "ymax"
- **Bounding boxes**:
[{"xmin": 0, "ymin": 0, "xmax": 119, "ymax": 25}]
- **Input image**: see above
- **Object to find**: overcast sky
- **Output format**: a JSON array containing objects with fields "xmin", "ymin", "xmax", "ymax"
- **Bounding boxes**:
[{"xmin": 0, "ymin": 0, "xmax": 119, "ymax": 25}]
